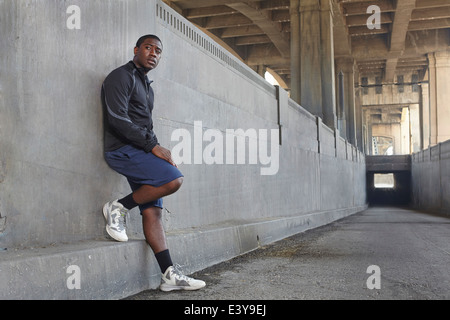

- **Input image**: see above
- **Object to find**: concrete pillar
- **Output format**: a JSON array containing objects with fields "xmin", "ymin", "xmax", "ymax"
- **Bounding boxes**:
[
  {"xmin": 335, "ymin": 57, "xmax": 357, "ymax": 146},
  {"xmin": 420, "ymin": 81, "xmax": 430, "ymax": 149},
  {"xmin": 400, "ymin": 107, "xmax": 411, "ymax": 154},
  {"xmin": 410, "ymin": 104, "xmax": 421, "ymax": 153},
  {"xmin": 354, "ymin": 71, "xmax": 364, "ymax": 152},
  {"xmin": 337, "ymin": 70, "xmax": 346, "ymax": 139},
  {"xmin": 319, "ymin": 0, "xmax": 337, "ymax": 130},
  {"xmin": 256, "ymin": 64, "xmax": 266, "ymax": 78},
  {"xmin": 299, "ymin": 0, "xmax": 337, "ymax": 129},
  {"xmin": 428, "ymin": 50, "xmax": 450, "ymax": 145},
  {"xmin": 290, "ymin": 0, "xmax": 301, "ymax": 103},
  {"xmin": 367, "ymin": 121, "xmax": 373, "ymax": 155}
]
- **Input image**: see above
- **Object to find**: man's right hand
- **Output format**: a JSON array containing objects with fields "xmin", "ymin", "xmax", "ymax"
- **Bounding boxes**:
[{"xmin": 151, "ymin": 145, "xmax": 177, "ymax": 167}]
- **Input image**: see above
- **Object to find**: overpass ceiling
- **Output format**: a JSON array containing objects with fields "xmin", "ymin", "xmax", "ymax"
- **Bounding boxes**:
[{"xmin": 163, "ymin": 0, "xmax": 450, "ymax": 88}]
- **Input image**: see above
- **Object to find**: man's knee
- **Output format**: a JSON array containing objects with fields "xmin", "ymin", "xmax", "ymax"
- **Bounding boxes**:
[
  {"xmin": 167, "ymin": 177, "xmax": 183, "ymax": 193},
  {"xmin": 142, "ymin": 206, "xmax": 162, "ymax": 219}
]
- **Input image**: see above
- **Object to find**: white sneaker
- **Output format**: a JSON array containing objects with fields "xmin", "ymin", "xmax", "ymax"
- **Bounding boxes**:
[
  {"xmin": 102, "ymin": 200, "xmax": 128, "ymax": 242},
  {"xmin": 160, "ymin": 266, "xmax": 206, "ymax": 292}
]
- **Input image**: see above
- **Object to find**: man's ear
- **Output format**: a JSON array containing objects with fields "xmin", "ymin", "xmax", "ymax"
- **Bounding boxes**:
[{"xmin": 134, "ymin": 46, "xmax": 138, "ymax": 55}]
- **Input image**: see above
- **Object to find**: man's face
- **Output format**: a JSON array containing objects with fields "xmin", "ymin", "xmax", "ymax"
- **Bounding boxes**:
[{"xmin": 133, "ymin": 38, "xmax": 162, "ymax": 72}]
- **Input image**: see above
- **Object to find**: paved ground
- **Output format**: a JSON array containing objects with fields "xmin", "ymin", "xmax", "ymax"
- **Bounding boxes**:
[{"xmin": 125, "ymin": 207, "xmax": 450, "ymax": 300}]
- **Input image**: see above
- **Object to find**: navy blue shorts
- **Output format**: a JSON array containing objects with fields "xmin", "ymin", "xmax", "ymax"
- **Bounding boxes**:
[{"xmin": 104, "ymin": 144, "xmax": 183, "ymax": 212}]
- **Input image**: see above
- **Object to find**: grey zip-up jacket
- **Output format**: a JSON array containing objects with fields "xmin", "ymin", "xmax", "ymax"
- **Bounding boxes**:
[{"xmin": 101, "ymin": 61, "xmax": 159, "ymax": 153}]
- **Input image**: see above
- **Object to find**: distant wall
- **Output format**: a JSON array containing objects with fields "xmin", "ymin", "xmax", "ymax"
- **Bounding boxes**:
[
  {"xmin": 411, "ymin": 140, "xmax": 450, "ymax": 215},
  {"xmin": 0, "ymin": 0, "xmax": 366, "ymax": 258}
]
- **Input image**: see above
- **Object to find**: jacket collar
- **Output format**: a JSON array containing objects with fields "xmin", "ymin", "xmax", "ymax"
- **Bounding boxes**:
[{"xmin": 129, "ymin": 61, "xmax": 153, "ymax": 84}]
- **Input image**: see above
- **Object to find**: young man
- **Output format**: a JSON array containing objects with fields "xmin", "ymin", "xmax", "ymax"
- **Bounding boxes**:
[{"xmin": 101, "ymin": 34, "xmax": 205, "ymax": 292}]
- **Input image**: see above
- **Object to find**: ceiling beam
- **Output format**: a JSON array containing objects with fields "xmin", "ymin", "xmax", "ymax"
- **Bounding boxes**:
[
  {"xmin": 408, "ymin": 18, "xmax": 450, "ymax": 31},
  {"xmin": 192, "ymin": 14, "xmax": 254, "ymax": 29},
  {"xmin": 184, "ymin": 6, "xmax": 237, "ymax": 19},
  {"xmin": 416, "ymin": 0, "xmax": 450, "ymax": 9},
  {"xmin": 411, "ymin": 6, "xmax": 450, "ymax": 21},
  {"xmin": 384, "ymin": 0, "xmax": 417, "ymax": 83},
  {"xmin": 348, "ymin": 25, "xmax": 390, "ymax": 36},
  {"xmin": 226, "ymin": 2, "xmax": 290, "ymax": 57},
  {"xmin": 168, "ymin": 0, "xmax": 264, "ymax": 9},
  {"xmin": 235, "ymin": 34, "xmax": 272, "ymax": 45},
  {"xmin": 220, "ymin": 25, "xmax": 265, "ymax": 38},
  {"xmin": 345, "ymin": 12, "xmax": 393, "ymax": 27},
  {"xmin": 342, "ymin": 0, "xmax": 395, "ymax": 16}
]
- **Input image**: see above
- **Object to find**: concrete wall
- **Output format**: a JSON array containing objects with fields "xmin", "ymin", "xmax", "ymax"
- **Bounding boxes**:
[
  {"xmin": 411, "ymin": 140, "xmax": 450, "ymax": 215},
  {"xmin": 0, "ymin": 0, "xmax": 366, "ymax": 299}
]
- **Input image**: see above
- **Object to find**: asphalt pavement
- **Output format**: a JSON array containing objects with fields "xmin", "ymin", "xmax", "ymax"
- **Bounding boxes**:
[{"xmin": 125, "ymin": 207, "xmax": 450, "ymax": 300}]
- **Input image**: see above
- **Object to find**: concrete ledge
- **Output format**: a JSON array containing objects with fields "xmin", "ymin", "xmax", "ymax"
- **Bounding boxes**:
[
  {"xmin": 0, "ymin": 240, "xmax": 155, "ymax": 300},
  {"xmin": 0, "ymin": 205, "xmax": 367, "ymax": 300},
  {"xmin": 366, "ymin": 155, "xmax": 411, "ymax": 172}
]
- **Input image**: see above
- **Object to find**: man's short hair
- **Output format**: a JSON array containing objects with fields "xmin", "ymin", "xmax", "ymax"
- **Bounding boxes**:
[{"xmin": 135, "ymin": 34, "xmax": 162, "ymax": 48}]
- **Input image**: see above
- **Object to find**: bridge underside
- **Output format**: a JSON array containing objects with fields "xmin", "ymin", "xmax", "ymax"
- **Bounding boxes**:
[
  {"xmin": 164, "ymin": 0, "xmax": 450, "ymax": 155},
  {"xmin": 164, "ymin": 0, "xmax": 449, "ymax": 86}
]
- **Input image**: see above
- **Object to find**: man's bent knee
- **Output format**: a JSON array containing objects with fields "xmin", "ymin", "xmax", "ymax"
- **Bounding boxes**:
[{"xmin": 167, "ymin": 177, "xmax": 183, "ymax": 194}]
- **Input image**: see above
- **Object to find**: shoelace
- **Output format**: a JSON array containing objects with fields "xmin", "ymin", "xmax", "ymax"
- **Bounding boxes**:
[
  {"xmin": 172, "ymin": 264, "xmax": 191, "ymax": 282},
  {"xmin": 114, "ymin": 209, "xmax": 128, "ymax": 231}
]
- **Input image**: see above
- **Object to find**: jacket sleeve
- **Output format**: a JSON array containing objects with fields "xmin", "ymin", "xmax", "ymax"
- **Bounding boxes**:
[{"xmin": 102, "ymin": 70, "xmax": 158, "ymax": 153}]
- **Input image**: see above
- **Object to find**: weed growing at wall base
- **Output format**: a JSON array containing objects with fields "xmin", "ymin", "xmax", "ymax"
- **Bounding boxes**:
[{"xmin": 171, "ymin": 121, "xmax": 280, "ymax": 176}]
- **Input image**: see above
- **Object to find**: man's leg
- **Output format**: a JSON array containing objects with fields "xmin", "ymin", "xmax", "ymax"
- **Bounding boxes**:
[
  {"xmin": 132, "ymin": 177, "xmax": 183, "ymax": 206},
  {"xmin": 102, "ymin": 178, "xmax": 183, "ymax": 242},
  {"xmin": 142, "ymin": 206, "xmax": 206, "ymax": 292},
  {"xmin": 142, "ymin": 206, "xmax": 173, "ymax": 272},
  {"xmin": 142, "ymin": 207, "xmax": 167, "ymax": 252}
]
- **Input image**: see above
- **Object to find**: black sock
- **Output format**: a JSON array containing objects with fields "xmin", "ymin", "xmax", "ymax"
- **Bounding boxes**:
[
  {"xmin": 155, "ymin": 249, "xmax": 173, "ymax": 273},
  {"xmin": 118, "ymin": 193, "xmax": 138, "ymax": 210}
]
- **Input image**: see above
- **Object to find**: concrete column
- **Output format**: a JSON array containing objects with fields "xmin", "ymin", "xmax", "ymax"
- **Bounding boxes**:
[
  {"xmin": 410, "ymin": 104, "xmax": 421, "ymax": 153},
  {"xmin": 400, "ymin": 107, "xmax": 411, "ymax": 154},
  {"xmin": 299, "ymin": 0, "xmax": 336, "ymax": 129},
  {"xmin": 319, "ymin": 0, "xmax": 337, "ymax": 130},
  {"xmin": 428, "ymin": 50, "xmax": 450, "ymax": 145},
  {"xmin": 354, "ymin": 70, "xmax": 364, "ymax": 152},
  {"xmin": 337, "ymin": 70, "xmax": 346, "ymax": 139},
  {"xmin": 420, "ymin": 81, "xmax": 430, "ymax": 149},
  {"xmin": 367, "ymin": 121, "xmax": 373, "ymax": 155},
  {"xmin": 428, "ymin": 53, "xmax": 438, "ymax": 146},
  {"xmin": 335, "ymin": 57, "xmax": 357, "ymax": 146},
  {"xmin": 290, "ymin": 0, "xmax": 301, "ymax": 103},
  {"xmin": 256, "ymin": 64, "xmax": 266, "ymax": 77}
]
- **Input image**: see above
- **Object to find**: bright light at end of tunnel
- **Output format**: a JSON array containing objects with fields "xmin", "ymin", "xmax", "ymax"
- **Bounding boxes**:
[{"xmin": 374, "ymin": 173, "xmax": 395, "ymax": 189}]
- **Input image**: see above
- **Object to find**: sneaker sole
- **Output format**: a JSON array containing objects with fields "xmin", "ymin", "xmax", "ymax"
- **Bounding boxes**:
[
  {"xmin": 105, "ymin": 225, "xmax": 128, "ymax": 242},
  {"xmin": 160, "ymin": 283, "xmax": 206, "ymax": 292},
  {"xmin": 103, "ymin": 203, "xmax": 128, "ymax": 242}
]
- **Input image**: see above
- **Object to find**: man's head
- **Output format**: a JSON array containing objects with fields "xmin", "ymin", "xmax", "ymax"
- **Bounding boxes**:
[{"xmin": 133, "ymin": 34, "xmax": 163, "ymax": 73}]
